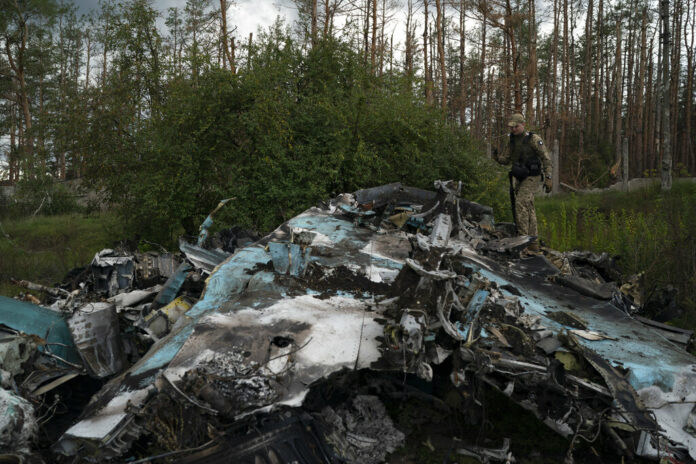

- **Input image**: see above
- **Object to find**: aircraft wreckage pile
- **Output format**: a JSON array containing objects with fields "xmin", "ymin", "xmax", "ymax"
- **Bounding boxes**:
[{"xmin": 1, "ymin": 181, "xmax": 695, "ymax": 463}]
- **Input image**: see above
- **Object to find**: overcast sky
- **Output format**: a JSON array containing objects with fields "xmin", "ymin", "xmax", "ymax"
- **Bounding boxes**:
[{"xmin": 71, "ymin": 0, "xmax": 299, "ymax": 41}]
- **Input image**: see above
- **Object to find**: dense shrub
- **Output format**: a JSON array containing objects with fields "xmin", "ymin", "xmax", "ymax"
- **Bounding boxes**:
[
  {"xmin": 83, "ymin": 29, "xmax": 502, "ymax": 243},
  {"xmin": 1, "ymin": 177, "xmax": 81, "ymax": 218},
  {"xmin": 537, "ymin": 181, "xmax": 696, "ymax": 328}
]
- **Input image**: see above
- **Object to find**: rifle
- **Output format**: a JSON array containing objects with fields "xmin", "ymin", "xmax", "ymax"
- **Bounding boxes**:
[{"xmin": 508, "ymin": 172, "xmax": 518, "ymax": 234}]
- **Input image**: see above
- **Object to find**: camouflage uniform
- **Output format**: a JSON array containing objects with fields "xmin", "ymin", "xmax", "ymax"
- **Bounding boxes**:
[{"xmin": 494, "ymin": 132, "xmax": 552, "ymax": 236}]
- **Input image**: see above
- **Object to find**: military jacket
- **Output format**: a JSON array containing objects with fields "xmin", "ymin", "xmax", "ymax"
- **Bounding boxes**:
[{"xmin": 495, "ymin": 132, "xmax": 552, "ymax": 180}]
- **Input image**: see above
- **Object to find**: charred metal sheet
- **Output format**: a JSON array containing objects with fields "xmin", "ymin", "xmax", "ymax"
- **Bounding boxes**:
[
  {"xmin": 67, "ymin": 302, "xmax": 125, "ymax": 377},
  {"xmin": 484, "ymin": 236, "xmax": 535, "ymax": 254},
  {"xmin": 197, "ymin": 198, "xmax": 233, "ymax": 246},
  {"xmin": 0, "ymin": 296, "xmax": 81, "ymax": 365},
  {"xmin": 151, "ymin": 261, "xmax": 192, "ymax": 309},
  {"xmin": 134, "ymin": 252, "xmax": 180, "ymax": 285},
  {"xmin": 91, "ymin": 249, "xmax": 134, "ymax": 296},
  {"xmin": 353, "ymin": 182, "xmax": 436, "ymax": 209},
  {"xmin": 634, "ymin": 315, "xmax": 694, "ymax": 347},
  {"xmin": 107, "ymin": 286, "xmax": 161, "ymax": 308},
  {"xmin": 179, "ymin": 239, "xmax": 229, "ymax": 273},
  {"xmin": 552, "ymin": 274, "xmax": 616, "ymax": 300},
  {"xmin": 268, "ymin": 241, "xmax": 312, "ymax": 276}
]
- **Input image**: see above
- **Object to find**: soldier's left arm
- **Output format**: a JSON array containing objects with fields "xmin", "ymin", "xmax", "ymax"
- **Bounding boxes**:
[{"xmin": 531, "ymin": 134, "xmax": 552, "ymax": 179}]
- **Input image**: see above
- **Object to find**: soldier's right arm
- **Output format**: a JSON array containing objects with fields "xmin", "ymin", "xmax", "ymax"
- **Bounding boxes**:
[{"xmin": 493, "ymin": 136, "xmax": 511, "ymax": 165}]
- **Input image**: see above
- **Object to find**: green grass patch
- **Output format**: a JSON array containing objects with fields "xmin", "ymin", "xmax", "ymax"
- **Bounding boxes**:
[
  {"xmin": 537, "ymin": 180, "xmax": 696, "ymax": 329},
  {"xmin": 0, "ymin": 212, "xmax": 125, "ymax": 297}
]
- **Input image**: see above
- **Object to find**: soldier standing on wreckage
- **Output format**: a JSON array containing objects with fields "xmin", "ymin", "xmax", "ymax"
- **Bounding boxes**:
[{"xmin": 493, "ymin": 113, "xmax": 553, "ymax": 251}]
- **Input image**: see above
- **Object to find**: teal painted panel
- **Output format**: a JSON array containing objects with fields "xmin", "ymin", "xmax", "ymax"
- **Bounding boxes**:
[{"xmin": 0, "ymin": 296, "xmax": 81, "ymax": 365}]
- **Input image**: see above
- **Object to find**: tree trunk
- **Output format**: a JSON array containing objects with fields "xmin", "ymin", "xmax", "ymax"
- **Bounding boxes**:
[
  {"xmin": 371, "ymin": 0, "xmax": 377, "ymax": 71},
  {"xmin": 478, "ymin": 9, "xmax": 487, "ymax": 138},
  {"xmin": 424, "ymin": 0, "xmax": 434, "ymax": 105},
  {"xmin": 580, "ymin": 0, "xmax": 593, "ymax": 154},
  {"xmin": 220, "ymin": 0, "xmax": 235, "ymax": 71},
  {"xmin": 526, "ymin": 0, "xmax": 538, "ymax": 123},
  {"xmin": 633, "ymin": 9, "xmax": 648, "ymax": 177},
  {"xmin": 405, "ymin": 0, "xmax": 415, "ymax": 81},
  {"xmin": 684, "ymin": 0, "xmax": 695, "ymax": 174},
  {"xmin": 311, "ymin": 0, "xmax": 318, "ymax": 46},
  {"xmin": 660, "ymin": 0, "xmax": 672, "ymax": 190},
  {"xmin": 4, "ymin": 19, "xmax": 33, "ymax": 169},
  {"xmin": 550, "ymin": 0, "xmax": 559, "ymax": 143},
  {"xmin": 459, "ymin": 0, "xmax": 466, "ymax": 125},
  {"xmin": 614, "ymin": 22, "xmax": 623, "ymax": 170},
  {"xmin": 9, "ymin": 104, "xmax": 17, "ymax": 183},
  {"xmin": 593, "ymin": 0, "xmax": 603, "ymax": 140},
  {"xmin": 435, "ymin": 0, "xmax": 447, "ymax": 111}
]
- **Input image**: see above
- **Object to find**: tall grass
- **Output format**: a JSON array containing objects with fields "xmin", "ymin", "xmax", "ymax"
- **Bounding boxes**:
[
  {"xmin": 537, "ymin": 181, "xmax": 696, "ymax": 328},
  {"xmin": 0, "ymin": 212, "xmax": 125, "ymax": 297}
]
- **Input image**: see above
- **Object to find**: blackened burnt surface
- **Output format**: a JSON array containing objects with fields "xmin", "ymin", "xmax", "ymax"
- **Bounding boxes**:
[
  {"xmin": 354, "ymin": 183, "xmax": 437, "ymax": 209},
  {"xmin": 302, "ymin": 264, "xmax": 391, "ymax": 297}
]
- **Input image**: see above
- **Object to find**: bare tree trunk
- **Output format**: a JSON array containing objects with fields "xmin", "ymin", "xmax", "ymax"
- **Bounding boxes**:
[
  {"xmin": 684, "ymin": 0, "xmax": 695, "ymax": 174},
  {"xmin": 614, "ymin": 22, "xmax": 623, "ymax": 171},
  {"xmin": 559, "ymin": 0, "xmax": 568, "ymax": 157},
  {"xmin": 476, "ymin": 4, "xmax": 487, "ymax": 137},
  {"xmin": 580, "ymin": 0, "xmax": 593, "ymax": 155},
  {"xmin": 9, "ymin": 103, "xmax": 17, "ymax": 183},
  {"xmin": 248, "ymin": 32, "xmax": 253, "ymax": 69},
  {"xmin": 371, "ymin": 0, "xmax": 377, "ymax": 70},
  {"xmin": 660, "ymin": 0, "xmax": 672, "ymax": 190},
  {"xmin": 85, "ymin": 31, "xmax": 91, "ymax": 90},
  {"xmin": 435, "ymin": 0, "xmax": 447, "ymax": 111},
  {"xmin": 593, "ymin": 0, "xmax": 603, "ymax": 140},
  {"xmin": 505, "ymin": 0, "xmax": 520, "ymax": 111},
  {"xmin": 364, "ymin": 0, "xmax": 370, "ymax": 64},
  {"xmin": 645, "ymin": 40, "xmax": 655, "ymax": 174},
  {"xmin": 632, "ymin": 9, "xmax": 648, "ymax": 177},
  {"xmin": 671, "ymin": 0, "xmax": 682, "ymax": 167},
  {"xmin": 405, "ymin": 0, "xmax": 415, "ymax": 80},
  {"xmin": 424, "ymin": 0, "xmax": 434, "ymax": 104},
  {"xmin": 550, "ymin": 0, "xmax": 559, "ymax": 142},
  {"xmin": 311, "ymin": 0, "xmax": 318, "ymax": 46},
  {"xmin": 379, "ymin": 0, "xmax": 386, "ymax": 75},
  {"xmin": 526, "ymin": 0, "xmax": 538, "ymax": 122},
  {"xmin": 323, "ymin": 0, "xmax": 330, "ymax": 37},
  {"xmin": 459, "ymin": 0, "xmax": 466, "ymax": 125},
  {"xmin": 220, "ymin": 0, "xmax": 235, "ymax": 70},
  {"xmin": 4, "ymin": 19, "xmax": 33, "ymax": 169}
]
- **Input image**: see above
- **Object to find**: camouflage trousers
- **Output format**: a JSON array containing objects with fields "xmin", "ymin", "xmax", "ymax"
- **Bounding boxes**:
[{"xmin": 514, "ymin": 175, "xmax": 541, "ymax": 236}]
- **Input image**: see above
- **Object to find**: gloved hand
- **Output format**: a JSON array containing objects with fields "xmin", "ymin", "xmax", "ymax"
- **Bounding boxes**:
[{"xmin": 543, "ymin": 177, "xmax": 553, "ymax": 193}]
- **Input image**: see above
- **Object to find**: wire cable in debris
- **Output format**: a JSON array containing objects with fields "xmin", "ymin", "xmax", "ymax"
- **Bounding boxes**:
[
  {"xmin": 128, "ymin": 438, "xmax": 217, "ymax": 464},
  {"xmin": 163, "ymin": 373, "xmax": 219, "ymax": 415}
]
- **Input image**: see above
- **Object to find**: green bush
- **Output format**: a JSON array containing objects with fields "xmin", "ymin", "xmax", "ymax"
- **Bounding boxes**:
[
  {"xmin": 1, "ymin": 177, "xmax": 82, "ymax": 218},
  {"xmin": 537, "ymin": 181, "xmax": 696, "ymax": 329},
  {"xmin": 83, "ymin": 29, "xmax": 502, "ymax": 244}
]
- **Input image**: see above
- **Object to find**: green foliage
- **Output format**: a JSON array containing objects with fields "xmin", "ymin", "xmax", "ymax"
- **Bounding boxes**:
[
  {"xmin": 537, "ymin": 181, "xmax": 696, "ymax": 328},
  {"xmin": 0, "ymin": 212, "xmax": 124, "ymax": 296},
  {"xmin": 87, "ymin": 29, "xmax": 500, "ymax": 243},
  {"xmin": 1, "ymin": 177, "xmax": 81, "ymax": 218}
]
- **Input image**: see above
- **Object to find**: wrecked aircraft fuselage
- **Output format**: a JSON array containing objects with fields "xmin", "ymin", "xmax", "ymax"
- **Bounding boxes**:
[{"xmin": 4, "ymin": 181, "xmax": 695, "ymax": 463}]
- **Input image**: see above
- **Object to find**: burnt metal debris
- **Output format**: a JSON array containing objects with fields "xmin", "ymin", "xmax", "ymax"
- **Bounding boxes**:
[{"xmin": 1, "ymin": 181, "xmax": 695, "ymax": 463}]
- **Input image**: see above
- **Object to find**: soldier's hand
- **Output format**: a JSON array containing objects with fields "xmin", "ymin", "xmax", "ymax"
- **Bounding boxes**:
[{"xmin": 543, "ymin": 178, "xmax": 553, "ymax": 193}]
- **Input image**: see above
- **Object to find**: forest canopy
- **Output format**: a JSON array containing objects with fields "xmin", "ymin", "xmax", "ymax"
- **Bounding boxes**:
[{"xmin": 1, "ymin": 0, "xmax": 694, "ymax": 238}]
